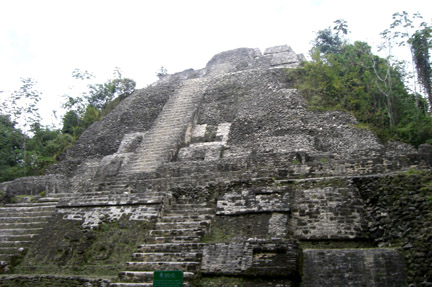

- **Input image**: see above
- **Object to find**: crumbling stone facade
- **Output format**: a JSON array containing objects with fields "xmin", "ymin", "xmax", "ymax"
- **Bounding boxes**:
[{"xmin": 1, "ymin": 45, "xmax": 431, "ymax": 286}]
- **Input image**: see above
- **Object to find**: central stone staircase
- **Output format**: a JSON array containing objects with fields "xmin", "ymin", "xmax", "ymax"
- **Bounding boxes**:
[
  {"xmin": 112, "ymin": 198, "xmax": 216, "ymax": 286},
  {"xmin": 120, "ymin": 78, "xmax": 208, "ymax": 175},
  {"xmin": 0, "ymin": 199, "xmax": 58, "ymax": 270}
]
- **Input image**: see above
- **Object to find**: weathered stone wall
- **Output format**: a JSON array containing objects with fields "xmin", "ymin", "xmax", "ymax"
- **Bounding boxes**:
[
  {"xmin": 0, "ymin": 275, "xmax": 110, "ymax": 287},
  {"xmin": 196, "ymin": 68, "xmax": 385, "ymax": 160},
  {"xmin": 201, "ymin": 239, "xmax": 299, "ymax": 279},
  {"xmin": 15, "ymin": 214, "xmax": 153, "ymax": 277},
  {"xmin": 47, "ymin": 80, "xmax": 177, "ymax": 177},
  {"xmin": 290, "ymin": 179, "xmax": 368, "ymax": 240},
  {"xmin": 56, "ymin": 192, "xmax": 168, "ymax": 228},
  {"xmin": 202, "ymin": 178, "xmax": 369, "ymax": 242},
  {"xmin": 354, "ymin": 171, "xmax": 432, "ymax": 286},
  {"xmin": 0, "ymin": 45, "xmax": 427, "ymax": 287},
  {"xmin": 302, "ymin": 249, "xmax": 407, "ymax": 287},
  {"xmin": 216, "ymin": 186, "xmax": 290, "ymax": 215},
  {"xmin": 0, "ymin": 174, "xmax": 68, "ymax": 196}
]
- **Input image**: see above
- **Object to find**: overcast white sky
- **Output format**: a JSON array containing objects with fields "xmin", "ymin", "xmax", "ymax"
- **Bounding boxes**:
[{"xmin": 1, "ymin": 0, "xmax": 431, "ymax": 127}]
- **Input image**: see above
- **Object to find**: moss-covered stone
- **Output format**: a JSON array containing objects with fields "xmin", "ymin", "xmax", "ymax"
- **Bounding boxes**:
[
  {"xmin": 195, "ymin": 275, "xmax": 297, "ymax": 287},
  {"xmin": 354, "ymin": 169, "xmax": 432, "ymax": 285},
  {"xmin": 0, "ymin": 275, "xmax": 110, "ymax": 287},
  {"xmin": 203, "ymin": 214, "xmax": 272, "ymax": 243},
  {"xmin": 13, "ymin": 215, "xmax": 153, "ymax": 277}
]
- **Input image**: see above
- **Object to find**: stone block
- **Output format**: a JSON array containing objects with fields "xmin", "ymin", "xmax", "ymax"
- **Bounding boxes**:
[
  {"xmin": 191, "ymin": 124, "xmax": 207, "ymax": 142},
  {"xmin": 215, "ymin": 122, "xmax": 231, "ymax": 142},
  {"xmin": 264, "ymin": 45, "xmax": 294, "ymax": 55},
  {"xmin": 0, "ymin": 174, "xmax": 69, "ymax": 196},
  {"xmin": 201, "ymin": 239, "xmax": 299, "ymax": 278},
  {"xmin": 94, "ymin": 154, "xmax": 126, "ymax": 179},
  {"xmin": 177, "ymin": 143, "xmax": 224, "ymax": 161},
  {"xmin": 419, "ymin": 143, "xmax": 432, "ymax": 166},
  {"xmin": 117, "ymin": 132, "xmax": 145, "ymax": 153},
  {"xmin": 270, "ymin": 52, "xmax": 301, "ymax": 66},
  {"xmin": 268, "ymin": 213, "xmax": 289, "ymax": 237},
  {"xmin": 302, "ymin": 249, "xmax": 407, "ymax": 287},
  {"xmin": 58, "ymin": 204, "xmax": 162, "ymax": 228},
  {"xmin": 291, "ymin": 186, "xmax": 367, "ymax": 240},
  {"xmin": 216, "ymin": 187, "xmax": 290, "ymax": 215}
]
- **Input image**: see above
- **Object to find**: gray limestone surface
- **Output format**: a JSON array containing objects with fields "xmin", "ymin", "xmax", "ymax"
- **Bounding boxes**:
[{"xmin": 0, "ymin": 44, "xmax": 426, "ymax": 286}]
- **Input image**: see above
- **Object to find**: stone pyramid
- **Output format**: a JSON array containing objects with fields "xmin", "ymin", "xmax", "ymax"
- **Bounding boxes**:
[{"xmin": 0, "ymin": 45, "xmax": 431, "ymax": 286}]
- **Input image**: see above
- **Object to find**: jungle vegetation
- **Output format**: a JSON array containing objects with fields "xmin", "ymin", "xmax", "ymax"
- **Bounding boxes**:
[{"xmin": 288, "ymin": 13, "xmax": 432, "ymax": 147}]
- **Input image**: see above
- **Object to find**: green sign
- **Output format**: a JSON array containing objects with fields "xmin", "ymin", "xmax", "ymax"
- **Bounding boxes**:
[{"xmin": 153, "ymin": 270, "xmax": 183, "ymax": 287}]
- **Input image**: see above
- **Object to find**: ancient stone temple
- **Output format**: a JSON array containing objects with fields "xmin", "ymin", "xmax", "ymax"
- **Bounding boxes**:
[{"xmin": 0, "ymin": 45, "xmax": 431, "ymax": 286}]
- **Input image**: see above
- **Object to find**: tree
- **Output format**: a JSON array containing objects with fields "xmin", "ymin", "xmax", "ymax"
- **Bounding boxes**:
[
  {"xmin": 288, "ymin": 22, "xmax": 432, "ymax": 147},
  {"xmin": 7, "ymin": 78, "xmax": 41, "ymax": 133},
  {"xmin": 381, "ymin": 11, "xmax": 432, "ymax": 111},
  {"xmin": 85, "ymin": 68, "xmax": 136, "ymax": 110},
  {"xmin": 409, "ymin": 25, "xmax": 432, "ymax": 109},
  {"xmin": 156, "ymin": 66, "xmax": 168, "ymax": 79},
  {"xmin": 4, "ymin": 78, "xmax": 42, "ymax": 176},
  {"xmin": 26, "ymin": 123, "xmax": 73, "ymax": 174},
  {"xmin": 61, "ymin": 68, "xmax": 136, "ymax": 139},
  {"xmin": 0, "ymin": 68, "xmax": 136, "ymax": 182},
  {"xmin": 61, "ymin": 110, "xmax": 81, "ymax": 137},
  {"xmin": 0, "ymin": 115, "xmax": 26, "ymax": 181},
  {"xmin": 313, "ymin": 19, "xmax": 349, "ymax": 56}
]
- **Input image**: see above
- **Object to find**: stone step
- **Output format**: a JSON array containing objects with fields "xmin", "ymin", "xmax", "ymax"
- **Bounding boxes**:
[
  {"xmin": 0, "ymin": 247, "xmax": 25, "ymax": 255},
  {"xmin": 160, "ymin": 214, "xmax": 214, "ymax": 222},
  {"xmin": 141, "ymin": 133, "xmax": 181, "ymax": 140},
  {"xmin": 134, "ymin": 146, "xmax": 173, "ymax": 153},
  {"xmin": 42, "ymin": 194, "xmax": 75, "ymax": 200},
  {"xmin": 175, "ymin": 198, "xmax": 215, "ymax": 205},
  {"xmin": 118, "ymin": 78, "xmax": 206, "ymax": 176},
  {"xmin": 132, "ymin": 152, "xmax": 175, "ymax": 160},
  {"xmin": 0, "ymin": 216, "xmax": 51, "ymax": 223},
  {"xmin": 0, "ymin": 221, "xmax": 47, "ymax": 229},
  {"xmin": 159, "ymin": 109, "xmax": 196, "ymax": 115},
  {"xmin": 129, "ymin": 155, "xmax": 171, "ymax": 162},
  {"xmin": 0, "ymin": 234, "xmax": 38, "ymax": 241},
  {"xmin": 145, "ymin": 135, "xmax": 184, "ymax": 142},
  {"xmin": 0, "ymin": 228, "xmax": 43, "ymax": 235},
  {"xmin": 170, "ymin": 203, "xmax": 215, "ymax": 209},
  {"xmin": 119, "ymin": 271, "xmax": 195, "ymax": 283},
  {"xmin": 110, "ymin": 283, "xmax": 153, "ymax": 287},
  {"xmin": 165, "ymin": 208, "xmax": 214, "ymax": 215},
  {"xmin": 125, "ymin": 261, "xmax": 199, "ymax": 272},
  {"xmin": 160, "ymin": 103, "xmax": 197, "ymax": 110},
  {"xmin": 129, "ymin": 162, "xmax": 166, "ymax": 170},
  {"xmin": 0, "ymin": 211, "xmax": 54, "ymax": 218},
  {"xmin": 59, "ymin": 199, "xmax": 163, "ymax": 208},
  {"xmin": 155, "ymin": 220, "xmax": 211, "ymax": 230},
  {"xmin": 146, "ymin": 236, "xmax": 202, "ymax": 244},
  {"xmin": 52, "ymin": 191, "xmax": 162, "ymax": 197},
  {"xmin": 131, "ymin": 252, "xmax": 202, "ymax": 262},
  {"xmin": 0, "ymin": 205, "xmax": 55, "ymax": 212},
  {"xmin": 0, "ymin": 241, "xmax": 32, "ymax": 247},
  {"xmin": 149, "ymin": 228, "xmax": 205, "ymax": 237},
  {"xmin": 37, "ymin": 197, "xmax": 60, "ymax": 203},
  {"xmin": 110, "ymin": 283, "xmax": 191, "ymax": 287},
  {"xmin": 0, "ymin": 254, "xmax": 14, "ymax": 262},
  {"xmin": 137, "ymin": 243, "xmax": 205, "ymax": 253},
  {"xmin": 97, "ymin": 184, "xmax": 129, "ymax": 190},
  {"xmin": 3, "ymin": 202, "xmax": 57, "ymax": 208},
  {"xmin": 57, "ymin": 192, "xmax": 163, "ymax": 198},
  {"xmin": 58, "ymin": 196, "xmax": 165, "ymax": 207}
]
